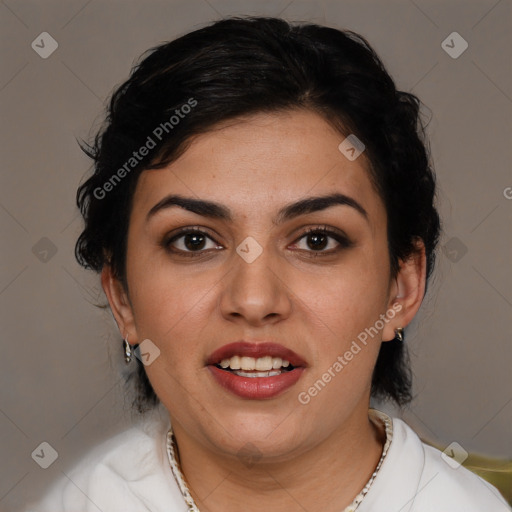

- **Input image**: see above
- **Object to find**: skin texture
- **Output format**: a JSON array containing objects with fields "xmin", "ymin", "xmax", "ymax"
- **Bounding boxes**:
[{"xmin": 103, "ymin": 109, "xmax": 426, "ymax": 511}]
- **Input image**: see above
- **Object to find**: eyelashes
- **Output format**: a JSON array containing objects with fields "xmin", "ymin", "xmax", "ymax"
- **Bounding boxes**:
[
  {"xmin": 162, "ymin": 227, "xmax": 222, "ymax": 256},
  {"xmin": 161, "ymin": 225, "xmax": 354, "ymax": 259},
  {"xmin": 291, "ymin": 226, "xmax": 354, "ymax": 254}
]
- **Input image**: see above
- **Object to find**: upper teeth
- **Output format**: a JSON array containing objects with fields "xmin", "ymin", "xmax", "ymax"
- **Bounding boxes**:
[{"xmin": 219, "ymin": 356, "xmax": 290, "ymax": 371}]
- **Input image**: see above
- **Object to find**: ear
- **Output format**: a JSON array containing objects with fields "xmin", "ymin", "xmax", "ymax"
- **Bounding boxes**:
[
  {"xmin": 101, "ymin": 265, "xmax": 139, "ymax": 344},
  {"xmin": 382, "ymin": 238, "xmax": 427, "ymax": 342}
]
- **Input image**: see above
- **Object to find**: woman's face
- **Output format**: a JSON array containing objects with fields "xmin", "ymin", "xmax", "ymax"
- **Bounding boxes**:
[{"xmin": 106, "ymin": 109, "xmax": 418, "ymax": 461}]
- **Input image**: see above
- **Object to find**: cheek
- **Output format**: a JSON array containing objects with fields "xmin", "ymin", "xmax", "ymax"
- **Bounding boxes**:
[
  {"xmin": 296, "ymin": 251, "xmax": 389, "ymax": 334},
  {"xmin": 293, "ymin": 266, "xmax": 386, "ymax": 413},
  {"xmin": 125, "ymin": 253, "xmax": 231, "ymax": 388},
  {"xmin": 127, "ymin": 269, "xmax": 213, "ymax": 398},
  {"xmin": 290, "ymin": 250, "xmax": 390, "ymax": 408},
  {"xmin": 130, "ymin": 267, "xmax": 214, "ymax": 341}
]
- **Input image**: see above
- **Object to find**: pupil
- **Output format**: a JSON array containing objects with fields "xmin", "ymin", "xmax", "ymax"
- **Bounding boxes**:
[
  {"xmin": 308, "ymin": 233, "xmax": 327, "ymax": 250},
  {"xmin": 185, "ymin": 233, "xmax": 205, "ymax": 250}
]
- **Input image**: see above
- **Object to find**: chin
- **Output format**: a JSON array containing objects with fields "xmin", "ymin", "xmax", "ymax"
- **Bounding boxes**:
[{"xmin": 205, "ymin": 409, "xmax": 309, "ymax": 462}]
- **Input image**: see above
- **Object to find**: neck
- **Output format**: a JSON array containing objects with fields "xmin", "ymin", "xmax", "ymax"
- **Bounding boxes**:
[{"xmin": 171, "ymin": 406, "xmax": 386, "ymax": 512}]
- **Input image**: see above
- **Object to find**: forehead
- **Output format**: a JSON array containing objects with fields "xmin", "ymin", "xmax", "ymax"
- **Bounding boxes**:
[{"xmin": 133, "ymin": 110, "xmax": 385, "ymax": 228}]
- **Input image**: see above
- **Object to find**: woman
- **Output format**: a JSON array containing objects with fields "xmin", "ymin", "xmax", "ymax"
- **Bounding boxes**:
[{"xmin": 31, "ymin": 16, "xmax": 510, "ymax": 512}]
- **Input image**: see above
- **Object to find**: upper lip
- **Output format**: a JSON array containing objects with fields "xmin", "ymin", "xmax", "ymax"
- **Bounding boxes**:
[{"xmin": 206, "ymin": 341, "xmax": 307, "ymax": 367}]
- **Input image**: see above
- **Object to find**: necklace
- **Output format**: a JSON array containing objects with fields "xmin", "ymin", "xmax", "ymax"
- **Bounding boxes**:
[
  {"xmin": 166, "ymin": 409, "xmax": 393, "ymax": 512},
  {"xmin": 343, "ymin": 410, "xmax": 393, "ymax": 511}
]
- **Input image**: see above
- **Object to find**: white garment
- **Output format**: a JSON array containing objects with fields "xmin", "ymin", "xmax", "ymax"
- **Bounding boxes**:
[{"xmin": 27, "ymin": 413, "xmax": 510, "ymax": 512}]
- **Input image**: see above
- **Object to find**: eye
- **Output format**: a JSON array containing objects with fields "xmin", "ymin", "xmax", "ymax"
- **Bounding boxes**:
[
  {"xmin": 163, "ymin": 228, "xmax": 222, "ymax": 255},
  {"xmin": 290, "ymin": 226, "xmax": 353, "ymax": 254}
]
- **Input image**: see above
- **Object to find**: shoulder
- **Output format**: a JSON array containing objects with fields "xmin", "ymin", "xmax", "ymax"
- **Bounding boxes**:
[
  {"xmin": 360, "ymin": 413, "xmax": 511, "ymax": 512},
  {"xmin": 27, "ymin": 417, "xmax": 187, "ymax": 512},
  {"xmin": 415, "ymin": 435, "xmax": 510, "ymax": 511}
]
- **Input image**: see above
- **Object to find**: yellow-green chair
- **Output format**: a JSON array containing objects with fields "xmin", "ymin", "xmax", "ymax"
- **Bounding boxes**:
[
  {"xmin": 424, "ymin": 440, "xmax": 512, "ymax": 506},
  {"xmin": 463, "ymin": 452, "xmax": 512, "ymax": 506}
]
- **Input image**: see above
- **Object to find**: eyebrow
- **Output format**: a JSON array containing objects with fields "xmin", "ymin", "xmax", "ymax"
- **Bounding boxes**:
[{"xmin": 146, "ymin": 192, "xmax": 368, "ymax": 224}]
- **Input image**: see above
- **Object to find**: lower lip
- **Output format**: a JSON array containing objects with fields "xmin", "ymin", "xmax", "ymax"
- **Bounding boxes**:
[{"xmin": 207, "ymin": 365, "xmax": 305, "ymax": 399}]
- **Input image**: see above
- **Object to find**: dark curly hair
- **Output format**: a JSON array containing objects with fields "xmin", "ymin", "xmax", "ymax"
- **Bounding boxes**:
[{"xmin": 75, "ymin": 16, "xmax": 441, "ymax": 412}]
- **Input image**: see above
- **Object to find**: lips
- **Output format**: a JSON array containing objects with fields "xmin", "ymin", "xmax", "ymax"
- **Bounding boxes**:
[
  {"xmin": 206, "ymin": 341, "xmax": 307, "ymax": 400},
  {"xmin": 206, "ymin": 342, "xmax": 307, "ymax": 368}
]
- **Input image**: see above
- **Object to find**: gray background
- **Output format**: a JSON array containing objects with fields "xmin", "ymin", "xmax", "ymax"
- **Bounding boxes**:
[{"xmin": 1, "ymin": 0, "xmax": 511, "ymax": 509}]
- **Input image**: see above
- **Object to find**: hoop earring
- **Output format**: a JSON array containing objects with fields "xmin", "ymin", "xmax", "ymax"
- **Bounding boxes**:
[
  {"xmin": 123, "ymin": 337, "xmax": 132, "ymax": 364},
  {"xmin": 394, "ymin": 327, "xmax": 404, "ymax": 342}
]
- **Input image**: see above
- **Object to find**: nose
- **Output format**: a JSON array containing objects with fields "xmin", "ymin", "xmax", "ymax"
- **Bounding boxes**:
[{"xmin": 219, "ymin": 244, "xmax": 292, "ymax": 327}]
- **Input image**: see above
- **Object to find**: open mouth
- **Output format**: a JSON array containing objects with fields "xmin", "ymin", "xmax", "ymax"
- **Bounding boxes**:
[
  {"xmin": 215, "ymin": 355, "xmax": 296, "ymax": 378},
  {"xmin": 206, "ymin": 342, "xmax": 306, "ymax": 399}
]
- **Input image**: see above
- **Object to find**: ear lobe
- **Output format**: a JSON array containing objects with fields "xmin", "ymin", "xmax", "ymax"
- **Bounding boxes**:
[
  {"xmin": 382, "ymin": 239, "xmax": 427, "ymax": 342},
  {"xmin": 101, "ymin": 266, "xmax": 138, "ymax": 342}
]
